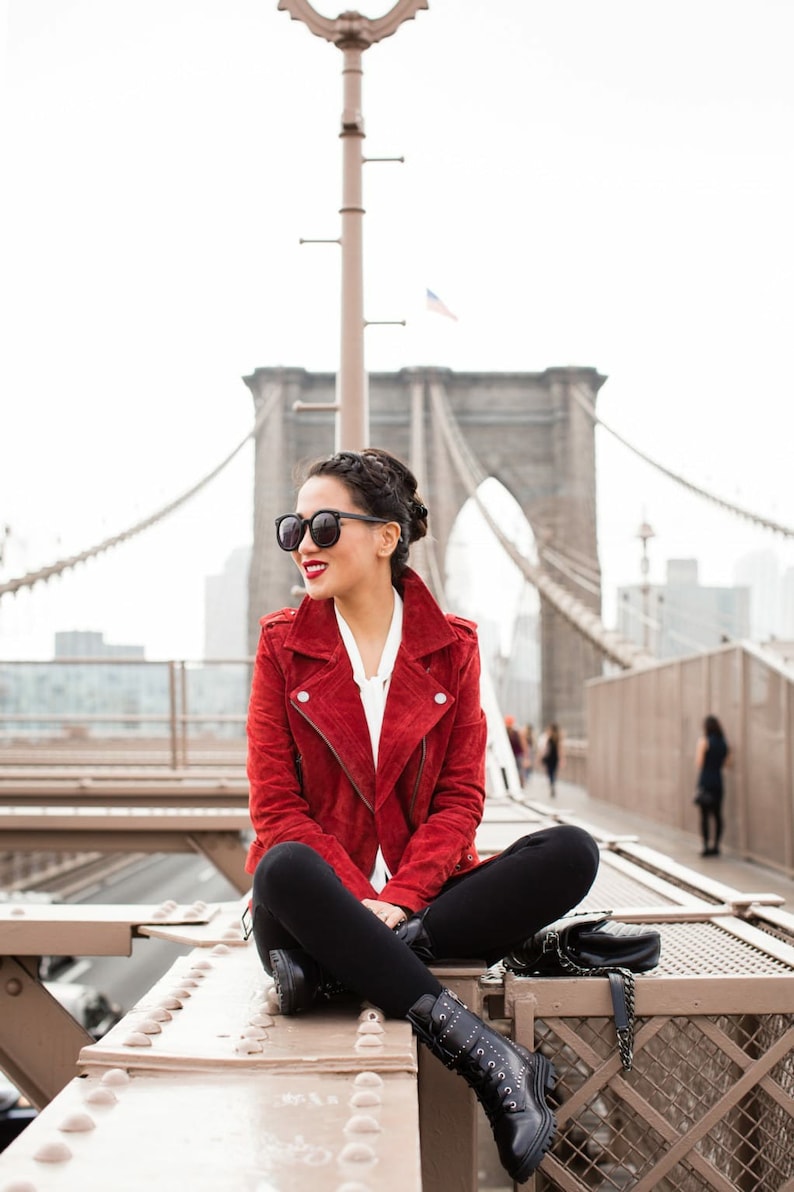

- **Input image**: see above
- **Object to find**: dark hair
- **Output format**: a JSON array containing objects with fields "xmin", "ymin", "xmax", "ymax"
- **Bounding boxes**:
[
  {"xmin": 300, "ymin": 448, "xmax": 428, "ymax": 581},
  {"xmin": 704, "ymin": 715, "xmax": 724, "ymax": 738}
]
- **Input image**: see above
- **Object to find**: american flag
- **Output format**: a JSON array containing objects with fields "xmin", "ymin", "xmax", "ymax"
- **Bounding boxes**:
[{"xmin": 426, "ymin": 288, "xmax": 458, "ymax": 322}]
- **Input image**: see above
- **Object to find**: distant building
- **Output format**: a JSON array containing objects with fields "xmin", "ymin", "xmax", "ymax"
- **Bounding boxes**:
[
  {"xmin": 54, "ymin": 630, "xmax": 144, "ymax": 659},
  {"xmin": 618, "ymin": 559, "xmax": 750, "ymax": 659},
  {"xmin": 733, "ymin": 549, "xmax": 782, "ymax": 640},
  {"xmin": 0, "ymin": 629, "xmax": 248, "ymax": 743},
  {"xmin": 204, "ymin": 547, "xmax": 251, "ymax": 660}
]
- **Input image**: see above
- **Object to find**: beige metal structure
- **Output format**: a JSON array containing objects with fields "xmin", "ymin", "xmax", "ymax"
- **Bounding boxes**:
[
  {"xmin": 0, "ymin": 805, "xmax": 250, "ymax": 893},
  {"xmin": 1, "ymin": 801, "xmax": 792, "ymax": 1190},
  {"xmin": 0, "ymin": 930, "xmax": 422, "ymax": 1190},
  {"xmin": 0, "ymin": 900, "xmax": 225, "ymax": 1107},
  {"xmin": 586, "ymin": 640, "xmax": 794, "ymax": 880}
]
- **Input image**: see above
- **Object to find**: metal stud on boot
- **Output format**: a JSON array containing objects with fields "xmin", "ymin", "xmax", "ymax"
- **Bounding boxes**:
[
  {"xmin": 407, "ymin": 988, "xmax": 556, "ymax": 1184},
  {"xmin": 269, "ymin": 948, "xmax": 347, "ymax": 1015}
]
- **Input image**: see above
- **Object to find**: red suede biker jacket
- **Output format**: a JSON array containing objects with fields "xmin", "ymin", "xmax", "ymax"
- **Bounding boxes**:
[{"xmin": 245, "ymin": 568, "xmax": 487, "ymax": 911}]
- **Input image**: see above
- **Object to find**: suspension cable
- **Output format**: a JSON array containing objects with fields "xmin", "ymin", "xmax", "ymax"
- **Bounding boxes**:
[
  {"xmin": 571, "ymin": 384, "xmax": 794, "ymax": 539},
  {"xmin": 0, "ymin": 383, "xmax": 281, "ymax": 600},
  {"xmin": 428, "ymin": 380, "xmax": 655, "ymax": 670},
  {"xmin": 539, "ymin": 544, "xmax": 603, "ymax": 598}
]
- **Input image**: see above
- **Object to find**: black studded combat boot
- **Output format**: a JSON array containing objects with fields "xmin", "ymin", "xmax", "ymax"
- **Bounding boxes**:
[
  {"xmin": 268, "ymin": 948, "xmax": 347, "ymax": 1015},
  {"xmin": 407, "ymin": 988, "xmax": 556, "ymax": 1184}
]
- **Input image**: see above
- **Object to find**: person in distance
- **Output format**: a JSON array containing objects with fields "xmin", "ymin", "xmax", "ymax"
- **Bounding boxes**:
[{"xmin": 245, "ymin": 447, "xmax": 599, "ymax": 1184}]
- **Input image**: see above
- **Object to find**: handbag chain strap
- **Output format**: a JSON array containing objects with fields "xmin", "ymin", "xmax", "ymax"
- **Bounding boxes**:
[{"xmin": 544, "ymin": 930, "xmax": 637, "ymax": 1072}]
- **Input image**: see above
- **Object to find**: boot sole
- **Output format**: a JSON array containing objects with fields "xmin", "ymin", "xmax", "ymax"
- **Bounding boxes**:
[
  {"xmin": 269, "ymin": 949, "xmax": 300, "ymax": 1015},
  {"xmin": 511, "ymin": 1053, "xmax": 557, "ymax": 1184}
]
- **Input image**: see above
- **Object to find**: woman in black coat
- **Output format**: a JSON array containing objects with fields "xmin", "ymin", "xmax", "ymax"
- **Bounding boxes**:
[{"xmin": 695, "ymin": 715, "xmax": 731, "ymax": 856}]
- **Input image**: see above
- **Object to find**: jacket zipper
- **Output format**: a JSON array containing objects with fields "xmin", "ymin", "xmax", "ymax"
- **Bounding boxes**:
[
  {"xmin": 291, "ymin": 700, "xmax": 375, "ymax": 815},
  {"xmin": 409, "ymin": 737, "xmax": 427, "ymax": 824}
]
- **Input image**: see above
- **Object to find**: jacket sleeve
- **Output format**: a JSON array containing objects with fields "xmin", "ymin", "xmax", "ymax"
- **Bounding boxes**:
[
  {"xmin": 245, "ymin": 625, "xmax": 378, "ymax": 900},
  {"xmin": 379, "ymin": 630, "xmax": 487, "ymax": 910}
]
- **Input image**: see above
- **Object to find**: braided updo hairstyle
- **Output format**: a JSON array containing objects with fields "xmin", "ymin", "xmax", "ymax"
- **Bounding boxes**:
[{"xmin": 300, "ymin": 448, "xmax": 428, "ymax": 582}]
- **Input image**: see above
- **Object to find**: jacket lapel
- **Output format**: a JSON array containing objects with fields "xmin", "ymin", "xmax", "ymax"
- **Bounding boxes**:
[
  {"xmin": 375, "ymin": 655, "xmax": 453, "ymax": 806},
  {"xmin": 281, "ymin": 570, "xmax": 460, "ymax": 811}
]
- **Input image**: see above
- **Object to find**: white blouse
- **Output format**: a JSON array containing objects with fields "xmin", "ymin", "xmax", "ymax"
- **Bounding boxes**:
[{"xmin": 335, "ymin": 590, "xmax": 404, "ymax": 893}]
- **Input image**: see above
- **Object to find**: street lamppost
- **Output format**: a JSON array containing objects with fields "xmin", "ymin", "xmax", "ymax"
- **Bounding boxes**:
[{"xmin": 278, "ymin": 0, "xmax": 427, "ymax": 451}]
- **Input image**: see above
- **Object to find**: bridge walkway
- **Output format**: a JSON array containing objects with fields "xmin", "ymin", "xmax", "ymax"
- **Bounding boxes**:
[{"xmin": 517, "ymin": 771, "xmax": 794, "ymax": 912}]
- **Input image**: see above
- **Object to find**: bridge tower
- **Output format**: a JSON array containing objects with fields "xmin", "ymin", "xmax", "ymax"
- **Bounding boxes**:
[{"xmin": 243, "ymin": 363, "xmax": 605, "ymax": 735}]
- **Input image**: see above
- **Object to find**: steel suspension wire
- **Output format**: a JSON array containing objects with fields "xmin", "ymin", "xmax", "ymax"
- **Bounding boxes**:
[
  {"xmin": 427, "ymin": 380, "xmax": 654, "ymax": 671},
  {"xmin": 571, "ymin": 384, "xmax": 794, "ymax": 539},
  {"xmin": 0, "ymin": 383, "xmax": 282, "ymax": 601},
  {"xmin": 538, "ymin": 544, "xmax": 603, "ymax": 598}
]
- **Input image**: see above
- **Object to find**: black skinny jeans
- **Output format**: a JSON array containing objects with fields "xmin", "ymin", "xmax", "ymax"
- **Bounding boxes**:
[{"xmin": 251, "ymin": 824, "xmax": 599, "ymax": 1019}]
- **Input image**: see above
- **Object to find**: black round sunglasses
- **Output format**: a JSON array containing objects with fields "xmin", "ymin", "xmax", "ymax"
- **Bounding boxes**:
[{"xmin": 274, "ymin": 509, "xmax": 390, "ymax": 552}]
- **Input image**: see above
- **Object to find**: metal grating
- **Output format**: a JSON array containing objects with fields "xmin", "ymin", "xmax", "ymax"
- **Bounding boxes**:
[
  {"xmin": 649, "ymin": 920, "xmax": 794, "ymax": 977},
  {"xmin": 582, "ymin": 865, "xmax": 682, "ymax": 910},
  {"xmin": 535, "ymin": 1011, "xmax": 794, "ymax": 1191}
]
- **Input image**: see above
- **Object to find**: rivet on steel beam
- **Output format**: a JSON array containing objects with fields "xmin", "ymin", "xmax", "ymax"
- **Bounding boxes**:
[
  {"xmin": 159, "ymin": 996, "xmax": 184, "ymax": 1010},
  {"xmin": 240, "ymin": 1026, "xmax": 267, "ymax": 1040},
  {"xmin": 58, "ymin": 1112, "xmax": 95, "ymax": 1133},
  {"xmin": 355, "ymin": 1034, "xmax": 384, "ymax": 1051},
  {"xmin": 353, "ymin": 1072, "xmax": 383, "ymax": 1090},
  {"xmin": 145, "ymin": 1007, "xmax": 172, "ymax": 1022},
  {"xmin": 337, "ymin": 1142, "xmax": 376, "ymax": 1166},
  {"xmin": 5, "ymin": 978, "xmax": 23, "ymax": 996},
  {"xmin": 34, "ymin": 1140, "xmax": 73, "ymax": 1163},
  {"xmin": 100, "ymin": 1069, "xmax": 130, "ymax": 1087},
  {"xmin": 356, "ymin": 1021, "xmax": 384, "ymax": 1036},
  {"xmin": 136, "ymin": 1018, "xmax": 162, "ymax": 1035},
  {"xmin": 84, "ymin": 1086, "xmax": 118, "ymax": 1106},
  {"xmin": 123, "ymin": 1032, "xmax": 153, "ymax": 1048},
  {"xmin": 234, "ymin": 1037, "xmax": 263, "ymax": 1055},
  {"xmin": 344, "ymin": 1115, "xmax": 381, "ymax": 1134}
]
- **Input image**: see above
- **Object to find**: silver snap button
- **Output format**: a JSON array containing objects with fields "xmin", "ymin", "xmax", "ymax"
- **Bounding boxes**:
[
  {"xmin": 434, "ymin": 692, "xmax": 447, "ymax": 704},
  {"xmin": 296, "ymin": 691, "xmax": 310, "ymax": 703}
]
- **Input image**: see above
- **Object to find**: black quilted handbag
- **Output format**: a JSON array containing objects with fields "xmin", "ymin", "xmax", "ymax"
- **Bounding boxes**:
[{"xmin": 504, "ymin": 913, "xmax": 662, "ymax": 1072}]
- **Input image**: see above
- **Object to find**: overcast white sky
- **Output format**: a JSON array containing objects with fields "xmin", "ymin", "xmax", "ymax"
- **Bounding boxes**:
[{"xmin": 2, "ymin": 0, "xmax": 793, "ymax": 660}]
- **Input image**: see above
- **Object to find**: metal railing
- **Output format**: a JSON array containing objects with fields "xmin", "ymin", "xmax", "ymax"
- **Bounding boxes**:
[
  {"xmin": 0, "ymin": 658, "xmax": 252, "ymax": 769},
  {"xmin": 585, "ymin": 641, "xmax": 794, "ymax": 880}
]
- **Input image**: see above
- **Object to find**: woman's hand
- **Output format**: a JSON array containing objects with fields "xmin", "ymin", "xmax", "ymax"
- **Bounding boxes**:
[{"xmin": 362, "ymin": 898, "xmax": 407, "ymax": 929}]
